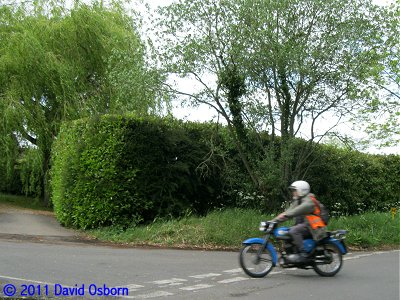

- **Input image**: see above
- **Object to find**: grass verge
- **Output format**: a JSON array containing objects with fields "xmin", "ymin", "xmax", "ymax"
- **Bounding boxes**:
[
  {"xmin": 0, "ymin": 193, "xmax": 52, "ymax": 211},
  {"xmin": 87, "ymin": 208, "xmax": 400, "ymax": 250},
  {"xmin": 1, "ymin": 193, "xmax": 398, "ymax": 250}
]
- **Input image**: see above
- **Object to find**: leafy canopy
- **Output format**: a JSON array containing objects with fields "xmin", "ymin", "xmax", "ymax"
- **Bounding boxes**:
[{"xmin": 0, "ymin": 0, "xmax": 166, "ymax": 199}]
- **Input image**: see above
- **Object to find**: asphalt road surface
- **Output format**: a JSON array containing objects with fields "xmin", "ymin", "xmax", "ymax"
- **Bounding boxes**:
[
  {"xmin": 0, "ymin": 239, "xmax": 399, "ymax": 300},
  {"xmin": 0, "ymin": 206, "xmax": 399, "ymax": 299}
]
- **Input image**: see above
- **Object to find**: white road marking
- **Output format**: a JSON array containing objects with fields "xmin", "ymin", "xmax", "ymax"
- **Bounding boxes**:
[
  {"xmin": 222, "ymin": 268, "xmax": 242, "ymax": 274},
  {"xmin": 217, "ymin": 276, "xmax": 249, "ymax": 284},
  {"xmin": 189, "ymin": 273, "xmax": 221, "ymax": 279},
  {"xmin": 150, "ymin": 278, "xmax": 187, "ymax": 285},
  {"xmin": 159, "ymin": 283, "xmax": 184, "ymax": 288},
  {"xmin": 124, "ymin": 284, "xmax": 145, "ymax": 291},
  {"xmin": 179, "ymin": 284, "xmax": 214, "ymax": 291},
  {"xmin": 344, "ymin": 253, "xmax": 374, "ymax": 260},
  {"xmin": 346, "ymin": 254, "xmax": 361, "ymax": 260},
  {"xmin": 123, "ymin": 291, "xmax": 174, "ymax": 298}
]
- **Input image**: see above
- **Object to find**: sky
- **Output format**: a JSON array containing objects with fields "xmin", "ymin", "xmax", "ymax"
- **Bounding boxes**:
[{"xmin": 134, "ymin": 0, "xmax": 399, "ymax": 155}]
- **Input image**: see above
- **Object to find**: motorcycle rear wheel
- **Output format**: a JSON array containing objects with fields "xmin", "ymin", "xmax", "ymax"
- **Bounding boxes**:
[
  {"xmin": 239, "ymin": 243, "xmax": 274, "ymax": 278},
  {"xmin": 313, "ymin": 243, "xmax": 343, "ymax": 277}
]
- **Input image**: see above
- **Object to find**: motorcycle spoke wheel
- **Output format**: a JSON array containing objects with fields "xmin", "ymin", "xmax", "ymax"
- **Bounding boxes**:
[
  {"xmin": 313, "ymin": 244, "xmax": 343, "ymax": 277},
  {"xmin": 239, "ymin": 244, "xmax": 274, "ymax": 278}
]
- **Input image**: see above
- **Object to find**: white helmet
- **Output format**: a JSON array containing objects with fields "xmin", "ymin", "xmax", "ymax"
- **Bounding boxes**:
[{"xmin": 289, "ymin": 180, "xmax": 310, "ymax": 197}]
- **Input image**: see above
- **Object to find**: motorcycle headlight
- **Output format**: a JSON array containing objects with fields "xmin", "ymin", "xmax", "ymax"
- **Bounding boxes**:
[{"xmin": 259, "ymin": 221, "xmax": 267, "ymax": 232}]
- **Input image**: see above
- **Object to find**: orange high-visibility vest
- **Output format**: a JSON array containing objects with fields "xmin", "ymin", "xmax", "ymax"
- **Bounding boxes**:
[{"xmin": 305, "ymin": 196, "xmax": 326, "ymax": 229}]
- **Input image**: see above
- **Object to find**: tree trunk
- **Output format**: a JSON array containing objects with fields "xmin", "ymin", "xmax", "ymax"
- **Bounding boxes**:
[{"xmin": 42, "ymin": 149, "xmax": 51, "ymax": 207}]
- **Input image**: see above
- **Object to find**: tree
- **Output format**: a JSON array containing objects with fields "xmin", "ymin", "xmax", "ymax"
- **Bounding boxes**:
[
  {"xmin": 355, "ymin": 0, "xmax": 400, "ymax": 150},
  {"xmin": 235, "ymin": 0, "xmax": 391, "ymax": 180},
  {"xmin": 155, "ymin": 0, "xmax": 392, "ymax": 203},
  {"xmin": 155, "ymin": 0, "xmax": 264, "ymax": 191},
  {"xmin": 0, "ymin": 0, "xmax": 165, "ymax": 203}
]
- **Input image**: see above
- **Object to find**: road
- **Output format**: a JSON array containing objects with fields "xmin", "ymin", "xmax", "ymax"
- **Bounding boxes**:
[
  {"xmin": 0, "ymin": 206, "xmax": 399, "ymax": 299},
  {"xmin": 0, "ymin": 239, "xmax": 398, "ymax": 300}
]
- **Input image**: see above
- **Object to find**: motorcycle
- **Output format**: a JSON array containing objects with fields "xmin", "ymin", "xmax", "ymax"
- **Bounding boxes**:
[{"xmin": 239, "ymin": 221, "xmax": 347, "ymax": 278}]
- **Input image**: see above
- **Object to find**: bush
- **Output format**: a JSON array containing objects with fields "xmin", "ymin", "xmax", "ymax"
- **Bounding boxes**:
[
  {"xmin": 51, "ymin": 115, "xmax": 227, "ymax": 229},
  {"xmin": 0, "ymin": 135, "xmax": 22, "ymax": 195},
  {"xmin": 51, "ymin": 114, "xmax": 399, "ymax": 229},
  {"xmin": 305, "ymin": 145, "xmax": 400, "ymax": 216}
]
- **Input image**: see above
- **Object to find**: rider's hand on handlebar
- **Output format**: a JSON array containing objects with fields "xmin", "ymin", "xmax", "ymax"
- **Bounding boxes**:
[{"xmin": 277, "ymin": 213, "xmax": 288, "ymax": 221}]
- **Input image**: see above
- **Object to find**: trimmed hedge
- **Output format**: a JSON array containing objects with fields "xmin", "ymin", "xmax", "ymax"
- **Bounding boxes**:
[
  {"xmin": 51, "ymin": 115, "xmax": 399, "ymax": 229},
  {"xmin": 51, "ymin": 115, "xmax": 226, "ymax": 229},
  {"xmin": 306, "ymin": 145, "xmax": 400, "ymax": 216}
]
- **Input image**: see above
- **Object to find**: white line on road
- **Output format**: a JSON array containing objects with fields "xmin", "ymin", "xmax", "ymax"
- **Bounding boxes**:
[
  {"xmin": 124, "ymin": 284, "xmax": 145, "ymax": 291},
  {"xmin": 189, "ymin": 273, "xmax": 221, "ymax": 279},
  {"xmin": 270, "ymin": 271, "xmax": 283, "ymax": 275},
  {"xmin": 217, "ymin": 276, "xmax": 249, "ymax": 284},
  {"xmin": 150, "ymin": 278, "xmax": 187, "ymax": 285},
  {"xmin": 179, "ymin": 284, "xmax": 214, "ymax": 291},
  {"xmin": 222, "ymin": 268, "xmax": 243, "ymax": 274},
  {"xmin": 344, "ymin": 253, "xmax": 374, "ymax": 261}
]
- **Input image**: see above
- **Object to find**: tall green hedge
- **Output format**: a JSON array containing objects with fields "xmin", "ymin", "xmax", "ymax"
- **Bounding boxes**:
[
  {"xmin": 306, "ymin": 145, "xmax": 400, "ymax": 216},
  {"xmin": 51, "ymin": 115, "xmax": 226, "ymax": 229},
  {"xmin": 51, "ymin": 115, "xmax": 399, "ymax": 229}
]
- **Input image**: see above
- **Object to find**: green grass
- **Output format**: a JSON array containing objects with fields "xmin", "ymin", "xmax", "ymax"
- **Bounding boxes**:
[
  {"xmin": 1, "ymin": 193, "xmax": 398, "ymax": 250},
  {"xmin": 88, "ymin": 209, "xmax": 273, "ymax": 249},
  {"xmin": 88, "ymin": 208, "xmax": 400, "ymax": 250},
  {"xmin": 328, "ymin": 212, "xmax": 400, "ymax": 248},
  {"xmin": 0, "ymin": 193, "xmax": 52, "ymax": 211}
]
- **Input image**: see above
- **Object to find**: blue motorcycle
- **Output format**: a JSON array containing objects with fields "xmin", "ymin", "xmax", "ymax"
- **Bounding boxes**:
[{"xmin": 239, "ymin": 221, "xmax": 347, "ymax": 277}]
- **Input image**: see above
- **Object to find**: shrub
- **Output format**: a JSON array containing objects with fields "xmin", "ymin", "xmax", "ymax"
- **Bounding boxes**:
[
  {"xmin": 305, "ymin": 145, "xmax": 400, "ymax": 216},
  {"xmin": 51, "ymin": 114, "xmax": 399, "ymax": 229},
  {"xmin": 51, "ymin": 115, "xmax": 226, "ymax": 229}
]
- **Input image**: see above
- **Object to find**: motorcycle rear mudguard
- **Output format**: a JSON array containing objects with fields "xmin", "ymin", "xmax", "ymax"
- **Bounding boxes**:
[
  {"xmin": 242, "ymin": 238, "xmax": 278, "ymax": 265},
  {"xmin": 320, "ymin": 237, "xmax": 347, "ymax": 254}
]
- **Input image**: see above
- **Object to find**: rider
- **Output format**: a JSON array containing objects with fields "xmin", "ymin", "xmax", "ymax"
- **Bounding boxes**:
[{"xmin": 273, "ymin": 180, "xmax": 327, "ymax": 263}]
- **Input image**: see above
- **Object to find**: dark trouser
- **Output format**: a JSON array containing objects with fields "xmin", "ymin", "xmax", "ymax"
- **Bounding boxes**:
[{"xmin": 288, "ymin": 223, "xmax": 312, "ymax": 252}]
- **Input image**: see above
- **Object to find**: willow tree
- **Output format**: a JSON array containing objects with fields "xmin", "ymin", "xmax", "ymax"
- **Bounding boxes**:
[
  {"xmin": 155, "ymin": 0, "xmax": 392, "ymax": 203},
  {"xmin": 0, "ymin": 1, "xmax": 165, "ymax": 203}
]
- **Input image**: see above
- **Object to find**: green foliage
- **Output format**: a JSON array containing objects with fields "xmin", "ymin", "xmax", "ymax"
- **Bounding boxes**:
[
  {"xmin": 304, "ymin": 145, "xmax": 400, "ymax": 216},
  {"xmin": 328, "ymin": 212, "xmax": 400, "ymax": 248},
  {"xmin": 18, "ymin": 147, "xmax": 43, "ymax": 198},
  {"xmin": 51, "ymin": 113, "xmax": 399, "ymax": 230},
  {"xmin": 0, "ymin": 193, "xmax": 52, "ymax": 211},
  {"xmin": 214, "ymin": 134, "xmax": 400, "ymax": 217},
  {"xmin": 88, "ymin": 209, "xmax": 399, "ymax": 249},
  {"xmin": 52, "ymin": 115, "xmax": 128, "ymax": 228},
  {"xmin": 355, "ymin": 1, "xmax": 400, "ymax": 148},
  {"xmin": 51, "ymin": 115, "xmax": 226, "ymax": 229},
  {"xmin": 155, "ymin": 0, "xmax": 393, "ymax": 193},
  {"xmin": 0, "ymin": 1, "xmax": 165, "ymax": 202},
  {"xmin": 0, "ymin": 132, "xmax": 21, "ymax": 194}
]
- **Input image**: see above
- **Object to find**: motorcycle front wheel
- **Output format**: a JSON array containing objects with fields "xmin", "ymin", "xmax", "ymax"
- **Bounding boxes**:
[
  {"xmin": 239, "ymin": 243, "xmax": 274, "ymax": 278},
  {"xmin": 313, "ymin": 243, "xmax": 343, "ymax": 277}
]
